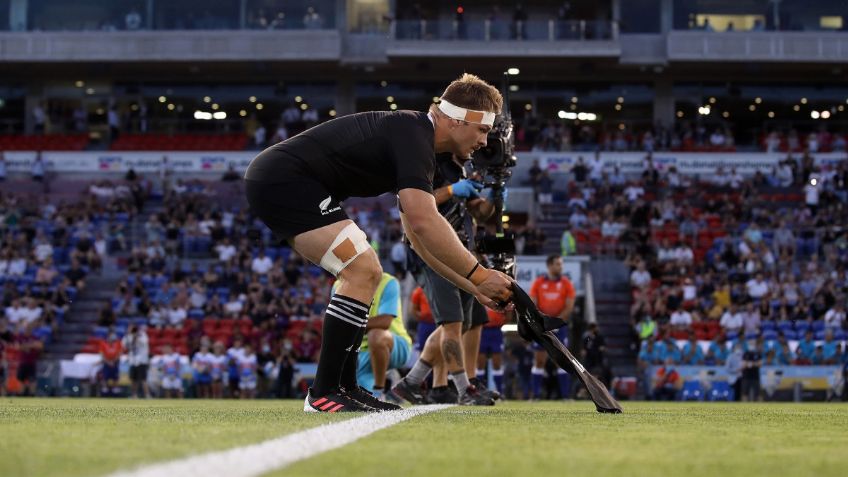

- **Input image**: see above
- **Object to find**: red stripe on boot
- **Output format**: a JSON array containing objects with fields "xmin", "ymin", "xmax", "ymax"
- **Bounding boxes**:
[
  {"xmin": 328, "ymin": 404, "xmax": 344, "ymax": 412},
  {"xmin": 320, "ymin": 401, "xmax": 337, "ymax": 411},
  {"xmin": 312, "ymin": 397, "xmax": 327, "ymax": 407}
]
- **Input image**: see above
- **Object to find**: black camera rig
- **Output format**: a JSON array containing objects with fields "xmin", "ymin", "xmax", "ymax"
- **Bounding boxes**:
[{"xmin": 471, "ymin": 72, "xmax": 518, "ymax": 278}]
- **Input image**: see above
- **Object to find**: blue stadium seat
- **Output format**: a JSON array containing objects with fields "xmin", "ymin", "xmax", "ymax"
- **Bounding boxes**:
[
  {"xmin": 795, "ymin": 321, "xmax": 810, "ymax": 333},
  {"xmin": 92, "ymin": 326, "xmax": 109, "ymax": 339},
  {"xmin": 708, "ymin": 381, "xmax": 734, "ymax": 401},
  {"xmin": 782, "ymin": 330, "xmax": 797, "ymax": 340},
  {"xmin": 762, "ymin": 329, "xmax": 778, "ymax": 341},
  {"xmin": 188, "ymin": 308, "xmax": 205, "ymax": 319},
  {"xmin": 681, "ymin": 380, "xmax": 703, "ymax": 401},
  {"xmin": 835, "ymin": 329, "xmax": 847, "ymax": 341},
  {"xmin": 744, "ymin": 332, "xmax": 759, "ymax": 340},
  {"xmin": 815, "ymin": 331, "xmax": 825, "ymax": 340},
  {"xmin": 812, "ymin": 320, "xmax": 825, "ymax": 332},
  {"xmin": 761, "ymin": 321, "xmax": 776, "ymax": 331}
]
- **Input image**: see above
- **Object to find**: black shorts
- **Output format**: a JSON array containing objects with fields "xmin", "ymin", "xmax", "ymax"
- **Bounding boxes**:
[
  {"xmin": 130, "ymin": 364, "xmax": 149, "ymax": 383},
  {"xmin": 246, "ymin": 178, "xmax": 349, "ymax": 241},
  {"xmin": 416, "ymin": 265, "xmax": 488, "ymax": 330}
]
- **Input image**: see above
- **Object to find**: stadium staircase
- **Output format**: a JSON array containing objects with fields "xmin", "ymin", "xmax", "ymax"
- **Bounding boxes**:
[
  {"xmin": 588, "ymin": 259, "xmax": 636, "ymax": 380},
  {"xmin": 42, "ymin": 271, "xmax": 122, "ymax": 361}
]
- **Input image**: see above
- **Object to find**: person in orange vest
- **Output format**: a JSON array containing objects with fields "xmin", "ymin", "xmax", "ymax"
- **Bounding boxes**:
[
  {"xmin": 99, "ymin": 332, "xmax": 123, "ymax": 397},
  {"xmin": 529, "ymin": 254, "xmax": 576, "ymax": 399}
]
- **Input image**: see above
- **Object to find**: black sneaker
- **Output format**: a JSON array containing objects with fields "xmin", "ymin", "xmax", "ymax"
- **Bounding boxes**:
[
  {"xmin": 427, "ymin": 385, "xmax": 458, "ymax": 404},
  {"xmin": 304, "ymin": 387, "xmax": 378, "ymax": 413},
  {"xmin": 458, "ymin": 385, "xmax": 496, "ymax": 406},
  {"xmin": 470, "ymin": 377, "xmax": 502, "ymax": 401},
  {"xmin": 390, "ymin": 378, "xmax": 429, "ymax": 405},
  {"xmin": 342, "ymin": 386, "xmax": 402, "ymax": 411}
]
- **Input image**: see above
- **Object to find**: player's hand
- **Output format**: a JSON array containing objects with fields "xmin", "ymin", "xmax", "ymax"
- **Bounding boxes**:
[
  {"xmin": 449, "ymin": 179, "xmax": 484, "ymax": 199},
  {"xmin": 473, "ymin": 268, "xmax": 514, "ymax": 309}
]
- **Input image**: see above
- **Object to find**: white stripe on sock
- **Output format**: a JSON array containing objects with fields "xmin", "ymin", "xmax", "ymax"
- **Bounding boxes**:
[
  {"xmin": 325, "ymin": 309, "xmax": 365, "ymax": 328},
  {"xmin": 327, "ymin": 304, "xmax": 367, "ymax": 325},
  {"xmin": 333, "ymin": 296, "xmax": 369, "ymax": 313},
  {"xmin": 105, "ymin": 405, "xmax": 453, "ymax": 477}
]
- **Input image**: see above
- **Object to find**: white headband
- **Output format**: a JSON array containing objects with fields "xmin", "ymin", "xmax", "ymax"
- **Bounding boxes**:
[{"xmin": 438, "ymin": 99, "xmax": 496, "ymax": 127}]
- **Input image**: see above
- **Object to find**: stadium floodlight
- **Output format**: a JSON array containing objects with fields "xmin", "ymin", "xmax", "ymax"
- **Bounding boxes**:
[
  {"xmin": 617, "ymin": 96, "xmax": 624, "ymax": 103},
  {"xmin": 75, "ymin": 80, "xmax": 85, "ymax": 88},
  {"xmin": 203, "ymin": 96, "xmax": 211, "ymax": 103},
  {"xmin": 390, "ymin": 104, "xmax": 398, "ymax": 110},
  {"xmin": 571, "ymin": 96, "xmax": 578, "ymax": 103},
  {"xmin": 158, "ymin": 96, "xmax": 166, "ymax": 103},
  {"xmin": 256, "ymin": 103, "xmax": 264, "ymax": 110},
  {"xmin": 586, "ymin": 113, "xmax": 597, "ymax": 121},
  {"xmin": 507, "ymin": 67, "xmax": 520, "ymax": 75},
  {"xmin": 295, "ymin": 96, "xmax": 302, "ymax": 103},
  {"xmin": 194, "ymin": 111, "xmax": 212, "ymax": 120},
  {"xmin": 755, "ymin": 97, "xmax": 762, "ymax": 104},
  {"xmin": 801, "ymin": 97, "xmax": 808, "ymax": 104},
  {"xmin": 565, "ymin": 112, "xmax": 577, "ymax": 119},
  {"xmin": 577, "ymin": 112, "xmax": 587, "ymax": 120},
  {"xmin": 239, "ymin": 109, "xmax": 247, "ymax": 117},
  {"xmin": 821, "ymin": 110, "xmax": 831, "ymax": 119},
  {"xmin": 249, "ymin": 96, "xmax": 257, "ymax": 103},
  {"xmin": 213, "ymin": 112, "xmax": 227, "ymax": 120},
  {"xmin": 557, "ymin": 110, "xmax": 567, "ymax": 119},
  {"xmin": 811, "ymin": 111, "xmax": 820, "ymax": 119},
  {"xmin": 386, "ymin": 96, "xmax": 394, "ymax": 103},
  {"xmin": 709, "ymin": 97, "xmax": 716, "ymax": 104},
  {"xmin": 300, "ymin": 103, "xmax": 308, "ymax": 111},
  {"xmin": 329, "ymin": 109, "xmax": 337, "ymax": 117},
  {"xmin": 509, "ymin": 85, "xmax": 519, "ymax": 92},
  {"xmin": 698, "ymin": 106, "xmax": 711, "ymax": 115},
  {"xmin": 211, "ymin": 103, "xmax": 219, "ymax": 110}
]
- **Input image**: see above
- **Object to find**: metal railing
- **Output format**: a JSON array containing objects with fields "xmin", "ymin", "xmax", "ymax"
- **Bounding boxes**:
[{"xmin": 391, "ymin": 19, "xmax": 618, "ymax": 41}]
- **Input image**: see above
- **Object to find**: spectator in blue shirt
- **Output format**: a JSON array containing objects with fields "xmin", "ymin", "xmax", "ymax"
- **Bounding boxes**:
[
  {"xmin": 796, "ymin": 330, "xmax": 816, "ymax": 364},
  {"xmin": 821, "ymin": 329, "xmax": 839, "ymax": 364},
  {"xmin": 638, "ymin": 338, "xmax": 660, "ymax": 369},
  {"xmin": 812, "ymin": 346, "xmax": 826, "ymax": 365},
  {"xmin": 682, "ymin": 333, "xmax": 704, "ymax": 365},
  {"xmin": 659, "ymin": 335, "xmax": 682, "ymax": 364},
  {"xmin": 779, "ymin": 343, "xmax": 794, "ymax": 365},
  {"xmin": 706, "ymin": 336, "xmax": 729, "ymax": 365}
]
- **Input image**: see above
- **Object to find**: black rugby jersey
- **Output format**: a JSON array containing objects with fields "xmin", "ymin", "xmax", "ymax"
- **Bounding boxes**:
[{"xmin": 244, "ymin": 110, "xmax": 435, "ymax": 200}]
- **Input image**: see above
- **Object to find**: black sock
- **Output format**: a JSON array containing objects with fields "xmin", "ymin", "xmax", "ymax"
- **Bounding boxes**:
[
  {"xmin": 312, "ymin": 294, "xmax": 369, "ymax": 396},
  {"xmin": 340, "ymin": 324, "xmax": 366, "ymax": 390}
]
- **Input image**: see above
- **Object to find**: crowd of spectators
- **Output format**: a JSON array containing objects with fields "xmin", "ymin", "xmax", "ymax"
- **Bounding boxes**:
[{"xmin": 0, "ymin": 179, "xmax": 142, "ymax": 394}]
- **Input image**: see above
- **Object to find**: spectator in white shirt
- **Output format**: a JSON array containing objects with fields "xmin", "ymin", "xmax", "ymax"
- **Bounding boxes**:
[
  {"xmin": 215, "ymin": 238, "xmax": 237, "ymax": 262},
  {"xmin": 588, "ymin": 152, "xmax": 605, "ymax": 184},
  {"xmin": 670, "ymin": 309, "xmax": 693, "ymax": 329},
  {"xmin": 657, "ymin": 239, "xmax": 675, "ymax": 263},
  {"xmin": 742, "ymin": 303, "xmax": 761, "ymax": 335},
  {"xmin": 4, "ymin": 299, "xmax": 24, "ymax": 328},
  {"xmin": 728, "ymin": 168, "xmax": 744, "ymax": 189},
  {"xmin": 224, "ymin": 296, "xmax": 244, "ymax": 317},
  {"xmin": 823, "ymin": 302, "xmax": 846, "ymax": 329},
  {"xmin": 745, "ymin": 273, "xmax": 770, "ymax": 301},
  {"xmin": 713, "ymin": 167, "xmax": 730, "ymax": 187},
  {"xmin": 251, "ymin": 250, "xmax": 273, "ymax": 275},
  {"xmin": 672, "ymin": 242, "xmax": 694, "ymax": 264},
  {"xmin": 624, "ymin": 183, "xmax": 644, "ymax": 202},
  {"xmin": 720, "ymin": 304, "xmax": 744, "ymax": 334},
  {"xmin": 630, "ymin": 261, "xmax": 652, "ymax": 289},
  {"xmin": 7, "ymin": 256, "xmax": 26, "ymax": 276},
  {"xmin": 804, "ymin": 178, "xmax": 820, "ymax": 214},
  {"xmin": 167, "ymin": 303, "xmax": 187, "ymax": 328}
]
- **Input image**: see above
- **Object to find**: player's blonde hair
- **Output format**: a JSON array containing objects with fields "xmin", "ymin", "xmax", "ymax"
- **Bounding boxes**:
[{"xmin": 438, "ymin": 73, "xmax": 503, "ymax": 114}]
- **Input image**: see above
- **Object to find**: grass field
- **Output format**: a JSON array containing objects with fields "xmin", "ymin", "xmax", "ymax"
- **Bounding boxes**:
[{"xmin": 1, "ymin": 398, "xmax": 847, "ymax": 477}]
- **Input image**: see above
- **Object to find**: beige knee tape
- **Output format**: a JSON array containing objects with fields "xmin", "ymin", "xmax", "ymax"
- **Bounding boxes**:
[{"xmin": 319, "ymin": 223, "xmax": 371, "ymax": 276}]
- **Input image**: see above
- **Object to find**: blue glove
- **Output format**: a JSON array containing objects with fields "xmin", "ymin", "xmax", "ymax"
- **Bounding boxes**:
[{"xmin": 449, "ymin": 179, "xmax": 483, "ymax": 199}]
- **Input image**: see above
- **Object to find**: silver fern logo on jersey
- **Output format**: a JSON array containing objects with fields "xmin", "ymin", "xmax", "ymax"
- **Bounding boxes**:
[{"xmin": 319, "ymin": 196, "xmax": 341, "ymax": 215}]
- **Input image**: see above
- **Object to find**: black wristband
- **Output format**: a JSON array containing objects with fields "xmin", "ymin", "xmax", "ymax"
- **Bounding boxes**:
[{"xmin": 465, "ymin": 262, "xmax": 480, "ymax": 280}]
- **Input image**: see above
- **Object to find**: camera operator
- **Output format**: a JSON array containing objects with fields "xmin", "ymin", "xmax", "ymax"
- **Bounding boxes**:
[
  {"xmin": 122, "ymin": 325, "xmax": 151, "ymax": 398},
  {"xmin": 393, "ymin": 152, "xmax": 505, "ymax": 405}
]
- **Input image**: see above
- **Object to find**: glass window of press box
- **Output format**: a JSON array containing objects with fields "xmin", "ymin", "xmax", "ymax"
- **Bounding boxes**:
[
  {"xmin": 673, "ymin": 83, "xmax": 848, "ymax": 147},
  {"xmin": 13, "ymin": 0, "xmax": 336, "ymax": 31},
  {"xmin": 391, "ymin": 0, "xmax": 615, "ymax": 40},
  {"xmin": 673, "ymin": 0, "xmax": 848, "ymax": 32}
]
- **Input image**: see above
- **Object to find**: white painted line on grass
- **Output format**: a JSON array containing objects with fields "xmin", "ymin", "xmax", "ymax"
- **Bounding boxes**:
[{"xmin": 104, "ymin": 405, "xmax": 453, "ymax": 477}]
